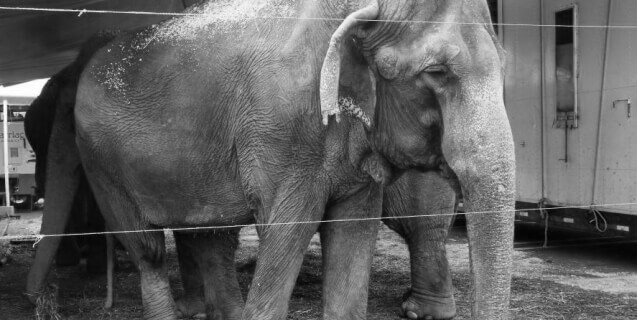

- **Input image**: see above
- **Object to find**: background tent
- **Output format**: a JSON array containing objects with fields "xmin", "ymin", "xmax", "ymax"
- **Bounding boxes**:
[{"xmin": 0, "ymin": 0, "xmax": 196, "ymax": 86}]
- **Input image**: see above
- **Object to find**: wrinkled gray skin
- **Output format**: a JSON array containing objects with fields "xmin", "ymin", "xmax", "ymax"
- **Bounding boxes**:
[
  {"xmin": 23, "ymin": 31, "xmax": 458, "ymax": 320},
  {"xmin": 21, "ymin": 31, "xmax": 239, "ymax": 313},
  {"xmin": 176, "ymin": 171, "xmax": 458, "ymax": 320},
  {"xmin": 69, "ymin": 0, "xmax": 515, "ymax": 319},
  {"xmin": 25, "ymin": 32, "xmax": 455, "ymax": 319},
  {"xmin": 384, "ymin": 171, "xmax": 458, "ymax": 320}
]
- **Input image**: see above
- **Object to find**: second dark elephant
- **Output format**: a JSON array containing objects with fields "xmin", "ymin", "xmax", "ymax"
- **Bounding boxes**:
[{"xmin": 24, "ymin": 30, "xmax": 120, "ymax": 283}]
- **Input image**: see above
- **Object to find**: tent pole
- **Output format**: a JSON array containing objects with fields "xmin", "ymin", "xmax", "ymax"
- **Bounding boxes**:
[{"xmin": 3, "ymin": 99, "xmax": 10, "ymax": 208}]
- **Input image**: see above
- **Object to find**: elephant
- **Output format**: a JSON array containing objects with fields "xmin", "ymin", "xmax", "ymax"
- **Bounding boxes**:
[
  {"xmin": 31, "ymin": 0, "xmax": 516, "ymax": 319},
  {"xmin": 22, "ymin": 29, "xmax": 459, "ymax": 319},
  {"xmin": 25, "ymin": 42, "xmax": 459, "ymax": 318},
  {"xmin": 24, "ymin": 32, "xmax": 460, "ymax": 318},
  {"xmin": 23, "ymin": 30, "xmax": 121, "ymax": 277}
]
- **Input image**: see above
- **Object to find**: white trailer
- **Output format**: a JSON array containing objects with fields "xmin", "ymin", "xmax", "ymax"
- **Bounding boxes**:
[
  {"xmin": 498, "ymin": 0, "xmax": 637, "ymax": 237},
  {"xmin": 0, "ymin": 96, "xmax": 36, "ymax": 209}
]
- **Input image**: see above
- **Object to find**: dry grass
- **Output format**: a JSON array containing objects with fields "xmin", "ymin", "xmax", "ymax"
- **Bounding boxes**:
[
  {"xmin": 34, "ymin": 285, "xmax": 62, "ymax": 320},
  {"xmin": 1, "ymin": 226, "xmax": 636, "ymax": 319}
]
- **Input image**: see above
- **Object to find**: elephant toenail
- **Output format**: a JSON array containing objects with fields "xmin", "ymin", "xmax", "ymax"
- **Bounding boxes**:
[
  {"xmin": 425, "ymin": 316, "xmax": 433, "ymax": 320},
  {"xmin": 407, "ymin": 311, "xmax": 419, "ymax": 319}
]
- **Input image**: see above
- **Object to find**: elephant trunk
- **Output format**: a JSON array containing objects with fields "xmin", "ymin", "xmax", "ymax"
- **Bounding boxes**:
[
  {"xmin": 462, "ymin": 171, "xmax": 515, "ymax": 319},
  {"xmin": 441, "ymin": 76, "xmax": 516, "ymax": 319}
]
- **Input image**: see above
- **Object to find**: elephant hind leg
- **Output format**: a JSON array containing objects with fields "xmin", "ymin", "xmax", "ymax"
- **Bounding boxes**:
[
  {"xmin": 175, "ymin": 229, "xmax": 243, "ymax": 320},
  {"xmin": 117, "ymin": 230, "xmax": 175, "ymax": 320},
  {"xmin": 174, "ymin": 231, "xmax": 206, "ymax": 318},
  {"xmin": 87, "ymin": 178, "xmax": 176, "ymax": 319},
  {"xmin": 138, "ymin": 259, "xmax": 176, "ymax": 320}
]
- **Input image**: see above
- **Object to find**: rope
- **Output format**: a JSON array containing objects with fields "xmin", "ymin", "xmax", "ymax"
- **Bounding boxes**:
[
  {"xmin": 1, "ymin": 201, "xmax": 635, "ymax": 244},
  {"xmin": 1, "ymin": 216, "xmax": 9, "ymax": 237},
  {"xmin": 589, "ymin": 207, "xmax": 608, "ymax": 233},
  {"xmin": 538, "ymin": 199, "xmax": 549, "ymax": 248},
  {"xmin": 2, "ymin": 6, "xmax": 637, "ymax": 29}
]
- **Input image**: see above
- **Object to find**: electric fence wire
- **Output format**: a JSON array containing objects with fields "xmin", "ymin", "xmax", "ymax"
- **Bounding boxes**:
[
  {"xmin": 1, "ymin": 202, "xmax": 636, "ymax": 246},
  {"xmin": 2, "ymin": 5, "xmax": 637, "ymax": 29}
]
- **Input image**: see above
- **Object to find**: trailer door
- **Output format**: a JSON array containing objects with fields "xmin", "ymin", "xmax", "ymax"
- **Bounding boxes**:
[{"xmin": 594, "ymin": 0, "xmax": 637, "ymax": 215}]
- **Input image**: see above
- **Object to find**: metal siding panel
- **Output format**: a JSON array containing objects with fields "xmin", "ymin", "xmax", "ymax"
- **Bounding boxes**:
[
  {"xmin": 542, "ymin": 0, "xmax": 609, "ymax": 207},
  {"xmin": 596, "ymin": 0, "xmax": 637, "ymax": 214},
  {"xmin": 502, "ymin": 0, "xmax": 543, "ymax": 203}
]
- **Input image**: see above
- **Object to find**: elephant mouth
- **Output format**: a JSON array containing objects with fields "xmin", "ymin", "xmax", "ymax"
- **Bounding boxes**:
[{"xmin": 367, "ymin": 83, "xmax": 444, "ymax": 171}]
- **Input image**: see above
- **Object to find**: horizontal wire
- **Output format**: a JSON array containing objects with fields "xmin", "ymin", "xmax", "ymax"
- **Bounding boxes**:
[
  {"xmin": 2, "ymin": 6, "xmax": 637, "ymax": 29},
  {"xmin": 1, "ymin": 201, "xmax": 635, "ymax": 243}
]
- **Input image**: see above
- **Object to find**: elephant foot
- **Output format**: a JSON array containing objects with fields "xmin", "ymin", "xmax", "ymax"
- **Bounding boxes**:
[
  {"xmin": 175, "ymin": 296, "xmax": 206, "ymax": 319},
  {"xmin": 400, "ymin": 289, "xmax": 456, "ymax": 320}
]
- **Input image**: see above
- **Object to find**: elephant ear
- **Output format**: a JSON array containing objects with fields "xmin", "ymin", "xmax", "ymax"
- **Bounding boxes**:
[{"xmin": 319, "ymin": 1, "xmax": 379, "ymax": 126}]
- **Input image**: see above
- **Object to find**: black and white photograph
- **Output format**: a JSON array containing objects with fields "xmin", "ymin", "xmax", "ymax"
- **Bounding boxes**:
[{"xmin": 0, "ymin": 0, "xmax": 635, "ymax": 319}]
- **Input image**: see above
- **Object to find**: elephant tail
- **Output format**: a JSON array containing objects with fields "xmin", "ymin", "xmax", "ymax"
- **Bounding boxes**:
[{"xmin": 104, "ymin": 234, "xmax": 115, "ymax": 309}]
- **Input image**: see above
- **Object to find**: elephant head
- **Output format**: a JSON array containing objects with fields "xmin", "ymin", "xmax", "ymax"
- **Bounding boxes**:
[{"xmin": 320, "ymin": 1, "xmax": 515, "ymax": 318}]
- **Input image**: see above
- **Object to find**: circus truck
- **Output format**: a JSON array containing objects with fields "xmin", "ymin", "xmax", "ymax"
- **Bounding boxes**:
[
  {"xmin": 497, "ymin": 0, "xmax": 637, "ymax": 238},
  {"xmin": 0, "ymin": 96, "xmax": 37, "ymax": 210}
]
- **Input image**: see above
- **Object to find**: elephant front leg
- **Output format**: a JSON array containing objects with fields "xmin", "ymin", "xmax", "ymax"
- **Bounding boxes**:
[
  {"xmin": 241, "ymin": 185, "xmax": 325, "ymax": 320},
  {"xmin": 383, "ymin": 171, "xmax": 457, "ymax": 320},
  {"xmin": 320, "ymin": 183, "xmax": 383, "ymax": 320},
  {"xmin": 401, "ymin": 222, "xmax": 455, "ymax": 320}
]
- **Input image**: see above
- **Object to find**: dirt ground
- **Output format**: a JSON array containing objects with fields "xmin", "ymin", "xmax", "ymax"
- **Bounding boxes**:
[{"xmin": 1, "ymin": 211, "xmax": 636, "ymax": 320}]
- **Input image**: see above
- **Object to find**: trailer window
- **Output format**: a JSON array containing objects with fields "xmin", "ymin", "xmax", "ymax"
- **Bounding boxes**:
[{"xmin": 555, "ymin": 7, "xmax": 578, "ymax": 119}]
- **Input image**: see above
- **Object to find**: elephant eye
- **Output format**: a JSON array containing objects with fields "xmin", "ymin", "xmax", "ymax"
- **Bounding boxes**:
[{"xmin": 423, "ymin": 64, "xmax": 449, "ymax": 74}]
